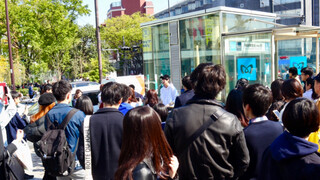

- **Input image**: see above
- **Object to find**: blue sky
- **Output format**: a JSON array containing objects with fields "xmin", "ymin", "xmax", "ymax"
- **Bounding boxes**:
[{"xmin": 77, "ymin": 0, "xmax": 181, "ymax": 26}]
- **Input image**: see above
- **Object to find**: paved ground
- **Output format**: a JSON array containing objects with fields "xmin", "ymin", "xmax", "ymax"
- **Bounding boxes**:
[{"xmin": 26, "ymin": 141, "xmax": 44, "ymax": 179}]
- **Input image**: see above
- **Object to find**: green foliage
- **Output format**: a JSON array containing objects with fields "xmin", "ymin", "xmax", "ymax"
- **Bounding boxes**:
[
  {"xmin": 17, "ymin": 88, "xmax": 28, "ymax": 96},
  {"xmin": 81, "ymin": 57, "xmax": 114, "ymax": 82},
  {"xmin": 69, "ymin": 24, "xmax": 97, "ymax": 79},
  {"xmin": 0, "ymin": 0, "xmax": 90, "ymax": 83},
  {"xmin": 100, "ymin": 13, "xmax": 154, "ymax": 74},
  {"xmin": 100, "ymin": 12, "xmax": 155, "ymax": 49}
]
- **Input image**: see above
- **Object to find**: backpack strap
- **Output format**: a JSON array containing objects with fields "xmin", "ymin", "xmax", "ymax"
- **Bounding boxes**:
[
  {"xmin": 45, "ymin": 114, "xmax": 55, "ymax": 130},
  {"xmin": 177, "ymin": 107, "xmax": 225, "ymax": 155},
  {"xmin": 58, "ymin": 109, "xmax": 79, "ymax": 129}
]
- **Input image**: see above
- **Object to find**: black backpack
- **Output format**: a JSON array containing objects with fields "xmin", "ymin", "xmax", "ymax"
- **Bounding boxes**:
[{"xmin": 39, "ymin": 108, "xmax": 79, "ymax": 176}]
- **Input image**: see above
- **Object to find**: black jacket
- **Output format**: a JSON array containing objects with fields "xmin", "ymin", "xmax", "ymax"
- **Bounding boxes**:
[
  {"xmin": 132, "ymin": 160, "xmax": 157, "ymax": 180},
  {"xmin": 90, "ymin": 108, "xmax": 124, "ymax": 180},
  {"xmin": 174, "ymin": 90, "xmax": 194, "ymax": 108},
  {"xmin": 165, "ymin": 96, "xmax": 250, "ymax": 180},
  {"xmin": 0, "ymin": 127, "xmax": 18, "ymax": 180}
]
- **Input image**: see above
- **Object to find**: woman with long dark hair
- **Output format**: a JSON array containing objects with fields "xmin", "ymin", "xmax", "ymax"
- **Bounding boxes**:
[
  {"xmin": 115, "ymin": 106, "xmax": 179, "ymax": 180},
  {"xmin": 225, "ymin": 89, "xmax": 248, "ymax": 127},
  {"xmin": 266, "ymin": 79, "xmax": 285, "ymax": 121},
  {"xmin": 144, "ymin": 89, "xmax": 159, "ymax": 108}
]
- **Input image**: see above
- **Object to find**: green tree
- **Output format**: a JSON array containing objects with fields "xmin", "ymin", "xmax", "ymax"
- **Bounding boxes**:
[
  {"xmin": 0, "ymin": 0, "xmax": 89, "ymax": 82},
  {"xmin": 81, "ymin": 57, "xmax": 114, "ymax": 82},
  {"xmin": 100, "ymin": 13, "xmax": 154, "ymax": 74},
  {"xmin": 69, "ymin": 24, "xmax": 97, "ymax": 79}
]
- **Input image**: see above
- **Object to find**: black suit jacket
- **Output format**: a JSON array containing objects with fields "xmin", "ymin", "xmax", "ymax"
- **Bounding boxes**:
[{"xmin": 174, "ymin": 90, "xmax": 194, "ymax": 108}]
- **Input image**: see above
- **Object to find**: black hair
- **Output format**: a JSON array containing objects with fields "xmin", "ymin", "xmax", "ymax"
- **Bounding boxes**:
[
  {"xmin": 129, "ymin": 84, "xmax": 135, "ymax": 90},
  {"xmin": 283, "ymin": 98, "xmax": 320, "ymax": 137},
  {"xmin": 182, "ymin": 76, "xmax": 192, "ymax": 90},
  {"xmin": 52, "ymin": 80, "xmax": 72, "ymax": 101},
  {"xmin": 281, "ymin": 79, "xmax": 303, "ymax": 100},
  {"xmin": 121, "ymin": 84, "xmax": 132, "ymax": 103},
  {"xmin": 191, "ymin": 63, "xmax": 226, "ymax": 99},
  {"xmin": 101, "ymin": 82, "xmax": 123, "ymax": 106},
  {"xmin": 225, "ymin": 89, "xmax": 248, "ymax": 127},
  {"xmin": 289, "ymin": 67, "xmax": 298, "ymax": 76},
  {"xmin": 305, "ymin": 77, "xmax": 314, "ymax": 87},
  {"xmin": 152, "ymin": 103, "xmax": 168, "ymax": 122},
  {"xmin": 235, "ymin": 78, "xmax": 249, "ymax": 91},
  {"xmin": 265, "ymin": 100, "xmax": 285, "ymax": 122},
  {"xmin": 75, "ymin": 95, "xmax": 93, "ymax": 115},
  {"xmin": 242, "ymin": 84, "xmax": 273, "ymax": 117},
  {"xmin": 271, "ymin": 79, "xmax": 284, "ymax": 102},
  {"xmin": 301, "ymin": 67, "xmax": 314, "ymax": 77},
  {"xmin": 44, "ymin": 84, "xmax": 53, "ymax": 92}
]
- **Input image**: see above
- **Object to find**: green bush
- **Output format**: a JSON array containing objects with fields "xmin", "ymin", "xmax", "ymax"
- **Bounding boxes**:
[{"xmin": 18, "ymin": 89, "xmax": 28, "ymax": 96}]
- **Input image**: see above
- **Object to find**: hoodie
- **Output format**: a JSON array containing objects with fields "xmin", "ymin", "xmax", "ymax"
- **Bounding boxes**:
[
  {"xmin": 270, "ymin": 131, "xmax": 318, "ymax": 161},
  {"xmin": 118, "ymin": 102, "xmax": 133, "ymax": 115},
  {"xmin": 259, "ymin": 131, "xmax": 320, "ymax": 180}
]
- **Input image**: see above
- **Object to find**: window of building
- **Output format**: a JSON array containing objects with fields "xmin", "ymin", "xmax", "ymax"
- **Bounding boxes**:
[
  {"xmin": 175, "ymin": 8, "xmax": 182, "ymax": 15},
  {"xmin": 196, "ymin": 0, "xmax": 203, "ymax": 8},
  {"xmin": 188, "ymin": 3, "xmax": 196, "ymax": 11},
  {"xmin": 276, "ymin": 0, "xmax": 300, "ymax": 4},
  {"xmin": 223, "ymin": 33, "xmax": 273, "ymax": 97},
  {"xmin": 182, "ymin": 5, "xmax": 188, "ymax": 13},
  {"xmin": 179, "ymin": 14, "xmax": 221, "ymax": 81},
  {"xmin": 204, "ymin": 0, "xmax": 213, "ymax": 5}
]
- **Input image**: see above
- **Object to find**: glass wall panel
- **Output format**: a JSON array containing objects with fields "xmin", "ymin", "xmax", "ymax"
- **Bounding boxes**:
[
  {"xmin": 152, "ymin": 23, "xmax": 170, "ymax": 91},
  {"xmin": 179, "ymin": 13, "xmax": 221, "ymax": 78},
  {"xmin": 222, "ymin": 13, "xmax": 275, "ymax": 33},
  {"xmin": 142, "ymin": 24, "xmax": 170, "ymax": 91},
  {"xmin": 142, "ymin": 27, "xmax": 154, "ymax": 90},
  {"xmin": 223, "ymin": 33, "xmax": 272, "ymax": 99},
  {"xmin": 277, "ymin": 38, "xmax": 317, "ymax": 80}
]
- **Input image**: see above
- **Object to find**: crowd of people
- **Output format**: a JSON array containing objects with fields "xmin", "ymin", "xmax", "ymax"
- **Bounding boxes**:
[{"xmin": 1, "ymin": 64, "xmax": 320, "ymax": 180}]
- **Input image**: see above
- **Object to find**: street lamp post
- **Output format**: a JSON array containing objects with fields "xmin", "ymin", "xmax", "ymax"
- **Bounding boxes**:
[
  {"xmin": 5, "ymin": 0, "xmax": 15, "ymax": 90},
  {"xmin": 94, "ymin": 0, "xmax": 103, "ymax": 84}
]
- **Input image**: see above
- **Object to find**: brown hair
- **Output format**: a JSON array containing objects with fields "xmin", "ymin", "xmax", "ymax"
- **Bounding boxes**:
[
  {"xmin": 30, "ymin": 102, "xmax": 56, "ymax": 123},
  {"xmin": 145, "ymin": 89, "xmax": 158, "ymax": 107},
  {"xmin": 128, "ymin": 88, "xmax": 138, "ymax": 103},
  {"xmin": 281, "ymin": 79, "xmax": 303, "ymax": 101},
  {"xmin": 74, "ymin": 89, "xmax": 82, "ymax": 99},
  {"xmin": 115, "ymin": 106, "xmax": 173, "ymax": 180},
  {"xmin": 191, "ymin": 63, "xmax": 226, "ymax": 99}
]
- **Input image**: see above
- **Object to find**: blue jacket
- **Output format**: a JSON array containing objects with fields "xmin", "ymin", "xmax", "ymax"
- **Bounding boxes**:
[
  {"xmin": 28, "ymin": 86, "xmax": 33, "ymax": 96},
  {"xmin": 118, "ymin": 102, "xmax": 133, "ymax": 115},
  {"xmin": 46, "ymin": 103, "xmax": 85, "ymax": 154},
  {"xmin": 259, "ymin": 131, "xmax": 320, "ymax": 180}
]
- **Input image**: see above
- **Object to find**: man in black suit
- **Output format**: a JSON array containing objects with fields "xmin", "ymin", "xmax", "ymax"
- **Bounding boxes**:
[{"xmin": 174, "ymin": 75, "xmax": 194, "ymax": 108}]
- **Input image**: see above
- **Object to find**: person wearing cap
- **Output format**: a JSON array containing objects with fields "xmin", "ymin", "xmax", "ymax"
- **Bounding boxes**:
[
  {"xmin": 24, "ymin": 93, "xmax": 56, "ymax": 179},
  {"xmin": 160, "ymin": 75, "xmax": 178, "ymax": 106},
  {"xmin": 308, "ymin": 73, "xmax": 320, "ymax": 152}
]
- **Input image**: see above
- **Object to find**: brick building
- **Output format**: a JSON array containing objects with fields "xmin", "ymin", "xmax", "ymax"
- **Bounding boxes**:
[{"xmin": 107, "ymin": 0, "xmax": 154, "ymax": 19}]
